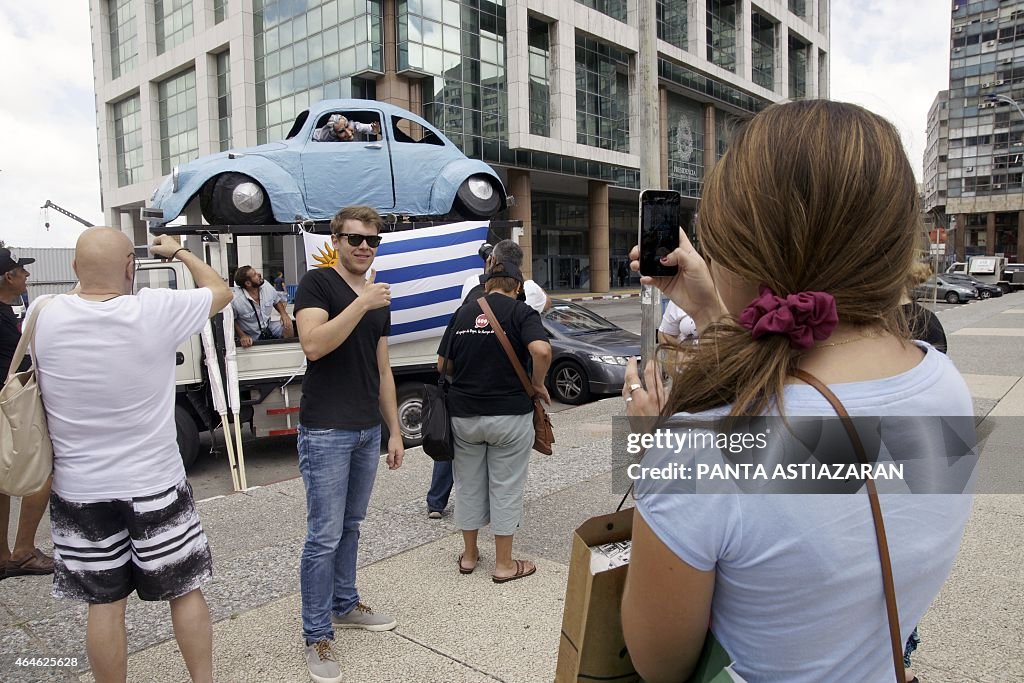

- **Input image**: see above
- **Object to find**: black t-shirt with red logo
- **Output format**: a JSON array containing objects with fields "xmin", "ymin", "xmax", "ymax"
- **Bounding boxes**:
[
  {"xmin": 0, "ymin": 302, "xmax": 29, "ymax": 382},
  {"xmin": 438, "ymin": 292, "xmax": 548, "ymax": 417}
]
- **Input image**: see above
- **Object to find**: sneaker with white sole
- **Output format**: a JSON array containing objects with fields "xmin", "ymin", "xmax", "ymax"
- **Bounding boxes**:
[
  {"xmin": 305, "ymin": 640, "xmax": 343, "ymax": 683},
  {"xmin": 427, "ymin": 511, "xmax": 442, "ymax": 519},
  {"xmin": 332, "ymin": 602, "xmax": 397, "ymax": 631}
]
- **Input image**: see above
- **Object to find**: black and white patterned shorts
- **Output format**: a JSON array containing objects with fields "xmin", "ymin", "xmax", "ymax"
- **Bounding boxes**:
[{"xmin": 49, "ymin": 479, "xmax": 213, "ymax": 604}]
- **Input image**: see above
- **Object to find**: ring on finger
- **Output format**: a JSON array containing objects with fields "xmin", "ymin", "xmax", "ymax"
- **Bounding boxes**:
[{"xmin": 629, "ymin": 383, "xmax": 642, "ymax": 394}]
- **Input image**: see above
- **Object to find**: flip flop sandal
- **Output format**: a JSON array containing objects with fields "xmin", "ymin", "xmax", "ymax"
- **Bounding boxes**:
[
  {"xmin": 458, "ymin": 552, "xmax": 481, "ymax": 575},
  {"xmin": 492, "ymin": 559, "xmax": 537, "ymax": 584},
  {"xmin": 5, "ymin": 549, "xmax": 54, "ymax": 577}
]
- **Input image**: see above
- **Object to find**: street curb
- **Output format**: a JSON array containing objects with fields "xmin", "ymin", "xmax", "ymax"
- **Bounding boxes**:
[{"xmin": 555, "ymin": 293, "xmax": 641, "ymax": 302}]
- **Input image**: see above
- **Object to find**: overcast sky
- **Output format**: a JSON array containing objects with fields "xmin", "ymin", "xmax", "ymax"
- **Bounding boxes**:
[{"xmin": 0, "ymin": 1, "xmax": 951, "ymax": 248}]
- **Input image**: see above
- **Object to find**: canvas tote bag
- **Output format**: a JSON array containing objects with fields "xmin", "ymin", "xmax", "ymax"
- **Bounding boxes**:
[{"xmin": 0, "ymin": 296, "xmax": 56, "ymax": 496}]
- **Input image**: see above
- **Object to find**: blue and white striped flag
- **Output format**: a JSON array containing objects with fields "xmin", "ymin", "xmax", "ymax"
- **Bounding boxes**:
[{"xmin": 303, "ymin": 221, "xmax": 489, "ymax": 344}]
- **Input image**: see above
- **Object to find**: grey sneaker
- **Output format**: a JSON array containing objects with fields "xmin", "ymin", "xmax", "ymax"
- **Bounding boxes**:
[
  {"xmin": 305, "ymin": 640, "xmax": 343, "ymax": 683},
  {"xmin": 332, "ymin": 602, "xmax": 397, "ymax": 631},
  {"xmin": 427, "ymin": 510, "xmax": 442, "ymax": 519}
]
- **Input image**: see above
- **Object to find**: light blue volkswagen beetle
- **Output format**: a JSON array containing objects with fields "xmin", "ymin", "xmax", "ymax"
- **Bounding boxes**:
[{"xmin": 149, "ymin": 99, "xmax": 507, "ymax": 224}]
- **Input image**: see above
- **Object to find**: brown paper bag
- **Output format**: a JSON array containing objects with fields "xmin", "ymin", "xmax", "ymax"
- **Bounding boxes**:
[{"xmin": 555, "ymin": 508, "xmax": 640, "ymax": 683}]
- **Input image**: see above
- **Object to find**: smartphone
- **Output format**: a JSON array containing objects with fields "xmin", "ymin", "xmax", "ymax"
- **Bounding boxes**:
[{"xmin": 639, "ymin": 190, "xmax": 683, "ymax": 277}]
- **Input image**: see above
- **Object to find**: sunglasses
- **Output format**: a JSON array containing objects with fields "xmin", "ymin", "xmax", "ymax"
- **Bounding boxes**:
[{"xmin": 334, "ymin": 233, "xmax": 382, "ymax": 248}]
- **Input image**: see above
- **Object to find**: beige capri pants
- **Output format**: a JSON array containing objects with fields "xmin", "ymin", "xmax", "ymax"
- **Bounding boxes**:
[{"xmin": 451, "ymin": 413, "xmax": 534, "ymax": 536}]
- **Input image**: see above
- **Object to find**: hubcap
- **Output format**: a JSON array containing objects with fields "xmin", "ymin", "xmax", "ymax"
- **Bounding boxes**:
[
  {"xmin": 556, "ymin": 367, "xmax": 582, "ymax": 400},
  {"xmin": 232, "ymin": 182, "xmax": 265, "ymax": 213},
  {"xmin": 399, "ymin": 398, "xmax": 423, "ymax": 441},
  {"xmin": 468, "ymin": 177, "xmax": 493, "ymax": 200}
]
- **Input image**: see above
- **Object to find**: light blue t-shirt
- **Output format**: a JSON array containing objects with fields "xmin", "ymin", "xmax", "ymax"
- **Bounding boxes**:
[{"xmin": 636, "ymin": 343, "xmax": 974, "ymax": 682}]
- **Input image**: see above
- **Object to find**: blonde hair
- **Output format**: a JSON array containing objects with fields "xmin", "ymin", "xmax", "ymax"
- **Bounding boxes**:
[
  {"xmin": 908, "ymin": 262, "xmax": 933, "ymax": 287},
  {"xmin": 666, "ymin": 100, "xmax": 920, "ymax": 416}
]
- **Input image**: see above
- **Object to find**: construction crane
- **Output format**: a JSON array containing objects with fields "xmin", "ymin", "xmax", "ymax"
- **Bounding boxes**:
[{"xmin": 41, "ymin": 200, "xmax": 94, "ymax": 230}]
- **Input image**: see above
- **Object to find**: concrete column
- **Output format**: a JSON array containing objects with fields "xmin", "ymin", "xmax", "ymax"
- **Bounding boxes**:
[
  {"xmin": 196, "ymin": 53, "xmax": 217, "ymax": 155},
  {"xmin": 986, "ymin": 212, "xmax": 996, "ymax": 256},
  {"xmin": 377, "ymin": 0, "xmax": 413, "ymax": 110},
  {"xmin": 688, "ymin": 0, "xmax": 704, "ymax": 57},
  {"xmin": 508, "ymin": 169, "xmax": 533, "ymax": 280},
  {"xmin": 738, "ymin": 0, "xmax": 752, "ymax": 82},
  {"xmin": 638, "ymin": 0, "xmax": 660, "ymax": 188},
  {"xmin": 659, "ymin": 87, "xmax": 669, "ymax": 188},
  {"xmin": 704, "ymin": 104, "xmax": 717, "ymax": 175},
  {"xmin": 1018, "ymin": 212, "xmax": 1024, "ymax": 260},
  {"xmin": 119, "ymin": 211, "xmax": 135, "ymax": 242},
  {"xmin": 588, "ymin": 181, "xmax": 610, "ymax": 294},
  {"xmin": 955, "ymin": 213, "xmax": 967, "ymax": 261},
  {"xmin": 284, "ymin": 235, "xmax": 304, "ymax": 289}
]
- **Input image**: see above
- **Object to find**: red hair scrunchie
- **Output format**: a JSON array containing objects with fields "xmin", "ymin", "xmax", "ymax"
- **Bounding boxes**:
[{"xmin": 738, "ymin": 285, "xmax": 839, "ymax": 350}]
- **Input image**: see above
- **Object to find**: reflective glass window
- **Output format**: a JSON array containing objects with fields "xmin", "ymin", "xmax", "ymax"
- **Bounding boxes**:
[
  {"xmin": 158, "ymin": 69, "xmax": 199, "ymax": 174},
  {"xmin": 109, "ymin": 0, "xmax": 138, "ymax": 79},
  {"xmin": 113, "ymin": 95, "xmax": 143, "ymax": 187}
]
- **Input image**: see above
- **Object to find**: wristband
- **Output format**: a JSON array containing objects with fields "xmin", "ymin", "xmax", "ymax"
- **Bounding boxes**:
[{"xmin": 171, "ymin": 247, "xmax": 190, "ymax": 260}]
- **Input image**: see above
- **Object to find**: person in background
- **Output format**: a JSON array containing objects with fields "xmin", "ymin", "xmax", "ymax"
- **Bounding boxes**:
[
  {"xmin": 621, "ymin": 101, "xmax": 972, "ymax": 683},
  {"xmin": 273, "ymin": 271, "xmax": 286, "ymax": 293},
  {"xmin": 33, "ymin": 229, "xmax": 232, "ymax": 683},
  {"xmin": 657, "ymin": 300, "xmax": 697, "ymax": 346},
  {"xmin": 437, "ymin": 260, "xmax": 551, "ymax": 582},
  {"xmin": 231, "ymin": 265, "xmax": 294, "ymax": 347},
  {"xmin": 617, "ymin": 261, "xmax": 628, "ymax": 288},
  {"xmin": 902, "ymin": 262, "xmax": 947, "ymax": 354},
  {"xmin": 0, "ymin": 248, "xmax": 53, "ymax": 580},
  {"xmin": 428, "ymin": 239, "xmax": 550, "ymax": 519}
]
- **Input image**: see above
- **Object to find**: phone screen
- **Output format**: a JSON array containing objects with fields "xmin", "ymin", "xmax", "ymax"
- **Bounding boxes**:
[{"xmin": 639, "ymin": 190, "xmax": 683, "ymax": 277}]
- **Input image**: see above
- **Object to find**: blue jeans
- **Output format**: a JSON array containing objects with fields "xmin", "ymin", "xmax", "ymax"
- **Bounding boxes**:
[
  {"xmin": 298, "ymin": 424, "xmax": 381, "ymax": 645},
  {"xmin": 426, "ymin": 460, "xmax": 453, "ymax": 512}
]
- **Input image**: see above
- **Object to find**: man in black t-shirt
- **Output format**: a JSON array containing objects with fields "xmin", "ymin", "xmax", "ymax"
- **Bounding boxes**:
[
  {"xmin": 292, "ymin": 206, "xmax": 403, "ymax": 683},
  {"xmin": 0, "ymin": 248, "xmax": 54, "ymax": 579}
]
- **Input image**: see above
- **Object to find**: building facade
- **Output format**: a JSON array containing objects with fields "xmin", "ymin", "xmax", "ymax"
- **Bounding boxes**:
[
  {"xmin": 89, "ymin": 0, "xmax": 830, "ymax": 290},
  {"xmin": 947, "ymin": 0, "xmax": 1024, "ymax": 262}
]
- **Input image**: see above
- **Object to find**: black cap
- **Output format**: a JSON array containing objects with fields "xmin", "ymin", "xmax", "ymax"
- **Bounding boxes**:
[
  {"xmin": 483, "ymin": 259, "xmax": 524, "ymax": 285},
  {"xmin": 0, "ymin": 249, "xmax": 34, "ymax": 275}
]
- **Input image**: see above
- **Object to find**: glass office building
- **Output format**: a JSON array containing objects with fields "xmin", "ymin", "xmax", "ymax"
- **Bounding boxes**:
[
  {"xmin": 945, "ymin": 0, "xmax": 1024, "ymax": 261},
  {"xmin": 90, "ymin": 0, "xmax": 828, "ymax": 290}
]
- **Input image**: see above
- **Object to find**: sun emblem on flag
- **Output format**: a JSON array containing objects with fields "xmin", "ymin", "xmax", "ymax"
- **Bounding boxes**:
[{"xmin": 311, "ymin": 241, "xmax": 337, "ymax": 268}]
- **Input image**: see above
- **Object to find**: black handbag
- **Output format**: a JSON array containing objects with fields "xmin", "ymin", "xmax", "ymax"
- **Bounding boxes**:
[{"xmin": 421, "ymin": 328, "xmax": 455, "ymax": 462}]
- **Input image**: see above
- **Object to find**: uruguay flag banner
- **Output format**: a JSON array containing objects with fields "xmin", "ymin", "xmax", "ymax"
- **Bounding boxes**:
[{"xmin": 302, "ymin": 221, "xmax": 489, "ymax": 344}]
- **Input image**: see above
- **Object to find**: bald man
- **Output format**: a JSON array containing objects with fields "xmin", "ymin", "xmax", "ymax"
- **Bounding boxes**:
[{"xmin": 29, "ymin": 229, "xmax": 231, "ymax": 683}]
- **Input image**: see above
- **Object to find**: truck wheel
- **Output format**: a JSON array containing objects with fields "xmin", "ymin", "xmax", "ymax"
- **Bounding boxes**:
[
  {"xmin": 175, "ymin": 405, "xmax": 201, "ymax": 470},
  {"xmin": 199, "ymin": 172, "xmax": 274, "ymax": 224},
  {"xmin": 396, "ymin": 384, "xmax": 424, "ymax": 448},
  {"xmin": 944, "ymin": 291, "xmax": 960, "ymax": 304},
  {"xmin": 453, "ymin": 175, "xmax": 502, "ymax": 219},
  {"xmin": 998, "ymin": 282, "xmax": 1012, "ymax": 295}
]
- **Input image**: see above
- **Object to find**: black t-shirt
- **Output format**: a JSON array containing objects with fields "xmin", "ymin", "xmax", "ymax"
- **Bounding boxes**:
[
  {"xmin": 0, "ymin": 303, "xmax": 29, "ymax": 382},
  {"xmin": 294, "ymin": 268, "xmax": 391, "ymax": 429},
  {"xmin": 438, "ymin": 293, "xmax": 548, "ymax": 417}
]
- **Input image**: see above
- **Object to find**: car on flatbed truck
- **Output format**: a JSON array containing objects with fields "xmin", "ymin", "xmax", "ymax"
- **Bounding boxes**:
[
  {"xmin": 148, "ymin": 99, "xmax": 507, "ymax": 226},
  {"xmin": 139, "ymin": 257, "xmax": 438, "ymax": 469}
]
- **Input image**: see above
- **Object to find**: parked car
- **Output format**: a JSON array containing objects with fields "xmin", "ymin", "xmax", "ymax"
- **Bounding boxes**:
[
  {"xmin": 542, "ymin": 300, "xmax": 640, "ymax": 405},
  {"xmin": 943, "ymin": 273, "xmax": 1003, "ymax": 298},
  {"xmin": 148, "ymin": 99, "xmax": 507, "ymax": 225},
  {"xmin": 912, "ymin": 276, "xmax": 978, "ymax": 304}
]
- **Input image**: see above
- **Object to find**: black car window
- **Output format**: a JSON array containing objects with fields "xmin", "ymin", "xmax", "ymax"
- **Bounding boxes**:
[
  {"xmin": 391, "ymin": 115, "xmax": 443, "ymax": 145},
  {"xmin": 543, "ymin": 303, "xmax": 617, "ymax": 335},
  {"xmin": 286, "ymin": 110, "xmax": 309, "ymax": 139}
]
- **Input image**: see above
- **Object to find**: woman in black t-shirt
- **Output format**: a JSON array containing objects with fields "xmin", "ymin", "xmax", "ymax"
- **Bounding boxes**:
[{"xmin": 436, "ymin": 262, "xmax": 552, "ymax": 583}]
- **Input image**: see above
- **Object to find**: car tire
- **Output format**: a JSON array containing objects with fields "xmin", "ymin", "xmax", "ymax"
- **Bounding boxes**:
[
  {"xmin": 175, "ymin": 405, "xmax": 201, "ymax": 471},
  {"xmin": 453, "ymin": 175, "xmax": 502, "ymax": 219},
  {"xmin": 979, "ymin": 289, "xmax": 991, "ymax": 299},
  {"xmin": 550, "ymin": 360, "xmax": 591, "ymax": 405},
  {"xmin": 200, "ymin": 172, "xmax": 275, "ymax": 224},
  {"xmin": 945, "ymin": 291, "xmax": 960, "ymax": 304},
  {"xmin": 396, "ymin": 383, "xmax": 425, "ymax": 448}
]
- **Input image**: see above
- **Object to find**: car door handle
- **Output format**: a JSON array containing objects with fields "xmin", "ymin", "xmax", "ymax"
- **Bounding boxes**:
[{"xmin": 365, "ymin": 143, "xmax": 383, "ymax": 150}]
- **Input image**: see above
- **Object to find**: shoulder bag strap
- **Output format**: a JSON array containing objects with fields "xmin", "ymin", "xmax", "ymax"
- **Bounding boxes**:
[
  {"xmin": 437, "ymin": 319, "xmax": 456, "ymax": 389},
  {"xmin": 7, "ymin": 295, "xmax": 56, "ymax": 383},
  {"xmin": 478, "ymin": 296, "xmax": 535, "ymax": 399},
  {"xmin": 246, "ymin": 296, "xmax": 265, "ymax": 333},
  {"xmin": 789, "ymin": 368, "xmax": 906, "ymax": 683}
]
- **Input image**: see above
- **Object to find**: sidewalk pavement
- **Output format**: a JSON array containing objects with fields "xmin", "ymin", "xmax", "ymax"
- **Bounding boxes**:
[{"xmin": 1, "ymin": 296, "xmax": 1022, "ymax": 683}]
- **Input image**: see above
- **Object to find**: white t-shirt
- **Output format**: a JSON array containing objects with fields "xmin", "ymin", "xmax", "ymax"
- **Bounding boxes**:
[
  {"xmin": 31, "ymin": 288, "xmax": 213, "ymax": 502},
  {"xmin": 636, "ymin": 344, "xmax": 974, "ymax": 682},
  {"xmin": 658, "ymin": 301, "xmax": 697, "ymax": 342},
  {"xmin": 460, "ymin": 273, "xmax": 547, "ymax": 313}
]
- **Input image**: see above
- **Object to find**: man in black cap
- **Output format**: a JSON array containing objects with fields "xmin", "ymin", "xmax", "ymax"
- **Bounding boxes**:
[{"xmin": 0, "ymin": 247, "xmax": 53, "ymax": 579}]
